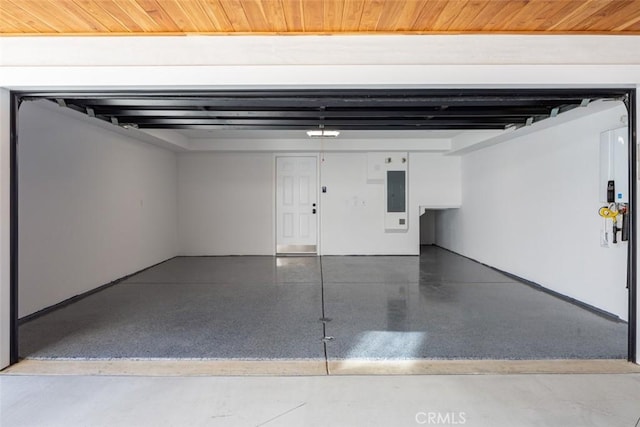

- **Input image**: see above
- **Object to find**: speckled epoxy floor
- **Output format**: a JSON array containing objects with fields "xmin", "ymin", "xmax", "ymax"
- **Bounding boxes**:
[{"xmin": 19, "ymin": 247, "xmax": 627, "ymax": 360}]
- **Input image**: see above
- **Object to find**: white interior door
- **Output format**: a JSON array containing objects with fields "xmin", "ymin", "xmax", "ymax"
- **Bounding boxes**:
[{"xmin": 276, "ymin": 156, "xmax": 318, "ymax": 254}]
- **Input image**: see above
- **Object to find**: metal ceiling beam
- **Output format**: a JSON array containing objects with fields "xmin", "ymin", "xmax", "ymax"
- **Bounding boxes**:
[
  {"xmin": 93, "ymin": 107, "xmax": 553, "ymax": 118},
  {"xmin": 140, "ymin": 123, "xmax": 508, "ymax": 130},
  {"xmin": 25, "ymin": 88, "xmax": 629, "ymax": 99},
  {"xmin": 66, "ymin": 97, "xmax": 591, "ymax": 109},
  {"xmin": 123, "ymin": 117, "xmax": 517, "ymax": 126},
  {"xmin": 28, "ymin": 88, "xmax": 625, "ymax": 133}
]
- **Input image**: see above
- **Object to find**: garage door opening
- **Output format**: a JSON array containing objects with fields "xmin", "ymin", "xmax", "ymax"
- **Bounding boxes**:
[{"xmin": 9, "ymin": 88, "xmax": 637, "ymax": 373}]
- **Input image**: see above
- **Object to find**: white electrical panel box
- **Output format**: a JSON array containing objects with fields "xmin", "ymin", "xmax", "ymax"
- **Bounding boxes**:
[
  {"xmin": 366, "ymin": 152, "xmax": 409, "ymax": 231},
  {"xmin": 599, "ymin": 127, "xmax": 628, "ymax": 203},
  {"xmin": 383, "ymin": 153, "xmax": 408, "ymax": 231}
]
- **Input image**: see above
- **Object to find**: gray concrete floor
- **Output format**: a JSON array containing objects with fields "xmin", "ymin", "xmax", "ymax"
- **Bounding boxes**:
[
  {"xmin": 2, "ymin": 373, "xmax": 640, "ymax": 427},
  {"xmin": 19, "ymin": 246, "xmax": 627, "ymax": 360}
]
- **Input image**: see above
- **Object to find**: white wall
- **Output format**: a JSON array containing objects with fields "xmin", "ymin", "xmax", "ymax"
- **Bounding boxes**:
[
  {"xmin": 410, "ymin": 153, "xmax": 462, "ymax": 209},
  {"xmin": 414, "ymin": 152, "xmax": 463, "ymax": 246},
  {"xmin": 188, "ymin": 137, "xmax": 451, "ymax": 153},
  {"xmin": 177, "ymin": 151, "xmax": 460, "ymax": 256},
  {"xmin": 3, "ymin": 36, "xmax": 640, "ymax": 67},
  {"xmin": 18, "ymin": 101, "xmax": 178, "ymax": 317},
  {"xmin": 319, "ymin": 152, "xmax": 460, "ymax": 255},
  {"xmin": 178, "ymin": 152, "xmax": 275, "ymax": 255},
  {"xmin": 2, "ymin": 36, "xmax": 640, "ymax": 90},
  {"xmin": 436, "ymin": 104, "xmax": 629, "ymax": 320},
  {"xmin": 320, "ymin": 152, "xmax": 405, "ymax": 254}
]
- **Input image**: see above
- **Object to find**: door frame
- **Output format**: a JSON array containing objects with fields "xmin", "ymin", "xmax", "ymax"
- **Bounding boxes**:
[
  {"xmin": 5, "ymin": 89, "xmax": 638, "ymax": 365},
  {"xmin": 273, "ymin": 153, "xmax": 320, "ymax": 256}
]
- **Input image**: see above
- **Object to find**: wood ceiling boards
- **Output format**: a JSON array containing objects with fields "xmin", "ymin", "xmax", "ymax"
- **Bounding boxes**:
[{"xmin": 1, "ymin": 0, "xmax": 640, "ymax": 35}]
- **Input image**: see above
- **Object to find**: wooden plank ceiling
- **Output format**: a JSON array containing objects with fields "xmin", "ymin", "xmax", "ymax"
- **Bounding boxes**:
[{"xmin": 1, "ymin": 0, "xmax": 640, "ymax": 35}]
